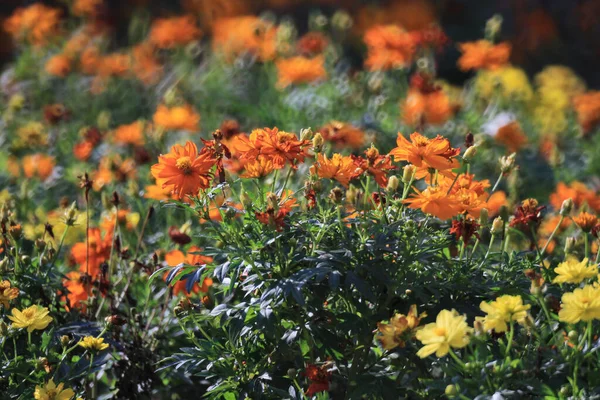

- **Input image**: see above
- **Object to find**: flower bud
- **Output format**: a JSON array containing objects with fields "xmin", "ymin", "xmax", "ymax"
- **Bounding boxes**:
[
  {"xmin": 65, "ymin": 201, "xmax": 78, "ymax": 226},
  {"xmin": 568, "ymin": 330, "xmax": 578, "ymax": 343},
  {"xmin": 0, "ymin": 258, "xmax": 9, "ymax": 273},
  {"xmin": 328, "ymin": 188, "xmax": 344, "ymax": 204},
  {"xmin": 402, "ymin": 164, "xmax": 417, "ymax": 184},
  {"xmin": 97, "ymin": 111, "xmax": 111, "ymax": 130},
  {"xmin": 60, "ymin": 335, "xmax": 70, "ymax": 347},
  {"xmin": 490, "ymin": 217, "xmax": 503, "ymax": 235},
  {"xmin": 9, "ymin": 223, "xmax": 22, "ymax": 239},
  {"xmin": 312, "ymin": 133, "xmax": 324, "ymax": 152},
  {"xmin": 300, "ymin": 128, "xmax": 313, "ymax": 141},
  {"xmin": 386, "ymin": 176, "xmax": 399, "ymax": 192},
  {"xmin": 331, "ymin": 10, "xmax": 352, "ymax": 31},
  {"xmin": 559, "ymin": 198, "xmax": 573, "ymax": 217},
  {"xmin": 35, "ymin": 239, "xmax": 46, "ymax": 251},
  {"xmin": 463, "ymin": 145, "xmax": 477, "ymax": 163},
  {"xmin": 485, "ymin": 14, "xmax": 503, "ymax": 40},
  {"xmin": 499, "ymin": 153, "xmax": 516, "ymax": 174},
  {"xmin": 445, "ymin": 384, "xmax": 459, "ymax": 398}
]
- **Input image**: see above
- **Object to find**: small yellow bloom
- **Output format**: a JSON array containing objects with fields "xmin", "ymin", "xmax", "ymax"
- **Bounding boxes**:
[
  {"xmin": 0, "ymin": 280, "xmax": 19, "ymax": 308},
  {"xmin": 376, "ymin": 305, "xmax": 426, "ymax": 350},
  {"xmin": 34, "ymin": 379, "xmax": 75, "ymax": 400},
  {"xmin": 78, "ymin": 336, "xmax": 109, "ymax": 351},
  {"xmin": 415, "ymin": 309, "xmax": 472, "ymax": 358},
  {"xmin": 477, "ymin": 295, "xmax": 531, "ymax": 333},
  {"xmin": 553, "ymin": 257, "xmax": 597, "ymax": 284},
  {"xmin": 559, "ymin": 285, "xmax": 600, "ymax": 324},
  {"xmin": 7, "ymin": 305, "xmax": 53, "ymax": 332}
]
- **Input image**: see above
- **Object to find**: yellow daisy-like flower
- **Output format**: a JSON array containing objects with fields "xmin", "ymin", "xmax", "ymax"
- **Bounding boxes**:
[
  {"xmin": 78, "ymin": 336, "xmax": 109, "ymax": 351},
  {"xmin": 415, "ymin": 309, "xmax": 472, "ymax": 358},
  {"xmin": 558, "ymin": 285, "xmax": 600, "ymax": 324},
  {"xmin": 477, "ymin": 295, "xmax": 531, "ymax": 333},
  {"xmin": 7, "ymin": 305, "xmax": 53, "ymax": 332},
  {"xmin": 553, "ymin": 257, "xmax": 598, "ymax": 284},
  {"xmin": 34, "ymin": 379, "xmax": 75, "ymax": 400},
  {"xmin": 0, "ymin": 280, "xmax": 19, "ymax": 308}
]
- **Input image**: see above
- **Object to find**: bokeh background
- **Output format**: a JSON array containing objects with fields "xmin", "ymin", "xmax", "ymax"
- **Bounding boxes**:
[{"xmin": 1, "ymin": 0, "xmax": 600, "ymax": 87}]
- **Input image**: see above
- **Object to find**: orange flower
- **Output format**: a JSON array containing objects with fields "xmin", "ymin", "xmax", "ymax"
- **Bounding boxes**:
[
  {"xmin": 389, "ymin": 132, "xmax": 460, "ymax": 171},
  {"xmin": 319, "ymin": 121, "xmax": 366, "ymax": 150},
  {"xmin": 72, "ymin": 0, "xmax": 104, "ymax": 18},
  {"xmin": 573, "ymin": 211, "xmax": 598, "ymax": 232},
  {"xmin": 240, "ymin": 155, "xmax": 275, "ymax": 178},
  {"xmin": 151, "ymin": 141, "xmax": 216, "ymax": 198},
  {"xmin": 73, "ymin": 140, "xmax": 94, "ymax": 161},
  {"xmin": 113, "ymin": 121, "xmax": 145, "ymax": 146},
  {"xmin": 485, "ymin": 191, "xmax": 508, "ymax": 216},
  {"xmin": 92, "ymin": 156, "xmax": 136, "ymax": 191},
  {"xmin": 310, "ymin": 153, "xmax": 361, "ymax": 188},
  {"xmin": 539, "ymin": 214, "xmax": 572, "ymax": 237},
  {"xmin": 22, "ymin": 154, "xmax": 55, "ymax": 181},
  {"xmin": 149, "ymin": 15, "xmax": 202, "ymax": 49},
  {"xmin": 550, "ymin": 181, "xmax": 600, "ymax": 212},
  {"xmin": 131, "ymin": 43, "xmax": 163, "ymax": 85},
  {"xmin": 404, "ymin": 186, "xmax": 460, "ymax": 220},
  {"xmin": 211, "ymin": 16, "xmax": 278, "ymax": 62},
  {"xmin": 164, "ymin": 246, "xmax": 213, "ymax": 296},
  {"xmin": 235, "ymin": 127, "xmax": 309, "ymax": 169},
  {"xmin": 572, "ymin": 91, "xmax": 600, "ymax": 133},
  {"xmin": 144, "ymin": 184, "xmax": 173, "ymax": 201},
  {"xmin": 495, "ymin": 121, "xmax": 527, "ymax": 153},
  {"xmin": 45, "ymin": 54, "xmax": 72, "ymax": 77},
  {"xmin": 275, "ymin": 56, "xmax": 327, "ymax": 88},
  {"xmin": 153, "ymin": 104, "xmax": 200, "ymax": 132},
  {"xmin": 402, "ymin": 88, "xmax": 453, "ymax": 126},
  {"xmin": 97, "ymin": 52, "xmax": 131, "ymax": 78},
  {"xmin": 70, "ymin": 228, "xmax": 112, "ymax": 277},
  {"xmin": 457, "ymin": 40, "xmax": 511, "ymax": 71},
  {"xmin": 62, "ymin": 271, "xmax": 91, "ymax": 310},
  {"xmin": 354, "ymin": 147, "xmax": 395, "ymax": 188},
  {"xmin": 364, "ymin": 25, "xmax": 416, "ymax": 71},
  {"xmin": 4, "ymin": 4, "xmax": 62, "ymax": 47},
  {"xmin": 80, "ymin": 46, "xmax": 101, "ymax": 75}
]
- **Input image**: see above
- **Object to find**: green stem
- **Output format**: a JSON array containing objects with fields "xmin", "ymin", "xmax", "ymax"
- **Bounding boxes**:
[
  {"xmin": 505, "ymin": 321, "xmax": 515, "ymax": 356},
  {"xmin": 487, "ymin": 173, "xmax": 503, "ymax": 201},
  {"xmin": 448, "ymin": 349, "xmax": 466, "ymax": 369},
  {"xmin": 584, "ymin": 233, "xmax": 590, "ymax": 260},
  {"xmin": 46, "ymin": 225, "xmax": 70, "ymax": 276},
  {"xmin": 540, "ymin": 215, "xmax": 563, "ymax": 258}
]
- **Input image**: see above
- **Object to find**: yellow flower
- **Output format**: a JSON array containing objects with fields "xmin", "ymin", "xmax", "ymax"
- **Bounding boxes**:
[
  {"xmin": 34, "ymin": 379, "xmax": 75, "ymax": 400},
  {"xmin": 475, "ymin": 66, "xmax": 533, "ymax": 103},
  {"xmin": 477, "ymin": 295, "xmax": 531, "ymax": 333},
  {"xmin": 7, "ymin": 305, "xmax": 53, "ymax": 332},
  {"xmin": 0, "ymin": 280, "xmax": 19, "ymax": 308},
  {"xmin": 553, "ymin": 257, "xmax": 597, "ymax": 284},
  {"xmin": 376, "ymin": 305, "xmax": 426, "ymax": 350},
  {"xmin": 78, "ymin": 336, "xmax": 109, "ymax": 351},
  {"xmin": 415, "ymin": 309, "xmax": 472, "ymax": 358},
  {"xmin": 559, "ymin": 285, "xmax": 600, "ymax": 324}
]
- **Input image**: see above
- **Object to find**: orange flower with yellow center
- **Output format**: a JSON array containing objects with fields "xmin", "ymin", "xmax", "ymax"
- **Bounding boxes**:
[
  {"xmin": 151, "ymin": 141, "xmax": 216, "ymax": 198},
  {"xmin": 153, "ymin": 104, "xmax": 200, "ymax": 132},
  {"xmin": 275, "ymin": 56, "xmax": 327, "ymax": 88},
  {"xmin": 457, "ymin": 40, "xmax": 511, "ymax": 71},
  {"xmin": 235, "ymin": 127, "xmax": 309, "ymax": 169},
  {"xmin": 310, "ymin": 153, "xmax": 361, "ymax": 188},
  {"xmin": 389, "ymin": 132, "xmax": 459, "ymax": 171}
]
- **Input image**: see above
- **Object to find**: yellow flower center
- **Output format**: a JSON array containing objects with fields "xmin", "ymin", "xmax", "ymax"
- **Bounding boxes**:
[
  {"xmin": 23, "ymin": 309, "xmax": 36, "ymax": 318},
  {"xmin": 434, "ymin": 327, "xmax": 447, "ymax": 336},
  {"xmin": 176, "ymin": 156, "xmax": 193, "ymax": 174}
]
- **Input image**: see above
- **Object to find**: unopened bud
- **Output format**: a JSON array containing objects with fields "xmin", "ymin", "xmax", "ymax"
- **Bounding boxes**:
[
  {"xmin": 65, "ymin": 201, "xmax": 78, "ymax": 225},
  {"xmin": 60, "ymin": 335, "xmax": 70, "ymax": 347},
  {"xmin": 328, "ymin": 188, "xmax": 343, "ymax": 204},
  {"xmin": 567, "ymin": 330, "xmax": 578, "ymax": 343},
  {"xmin": 312, "ymin": 133, "xmax": 324, "ymax": 152},
  {"xmin": 463, "ymin": 146, "xmax": 477, "ymax": 163},
  {"xmin": 386, "ymin": 176, "xmax": 399, "ymax": 192},
  {"xmin": 346, "ymin": 184, "xmax": 359, "ymax": 204},
  {"xmin": 402, "ymin": 164, "xmax": 417, "ymax": 184},
  {"xmin": 490, "ymin": 217, "xmax": 503, "ymax": 235},
  {"xmin": 35, "ymin": 239, "xmax": 46, "ymax": 251},
  {"xmin": 499, "ymin": 153, "xmax": 516, "ymax": 174},
  {"xmin": 331, "ymin": 10, "xmax": 352, "ymax": 31},
  {"xmin": 559, "ymin": 198, "xmax": 573, "ymax": 217},
  {"xmin": 300, "ymin": 127, "xmax": 313, "ymax": 141},
  {"xmin": 445, "ymin": 384, "xmax": 459, "ymax": 398}
]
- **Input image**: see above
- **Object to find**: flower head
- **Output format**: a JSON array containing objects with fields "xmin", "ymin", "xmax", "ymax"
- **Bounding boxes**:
[
  {"xmin": 78, "ymin": 336, "xmax": 109, "ymax": 351},
  {"xmin": 153, "ymin": 104, "xmax": 200, "ymax": 132},
  {"xmin": 275, "ymin": 56, "xmax": 327, "ymax": 89},
  {"xmin": 113, "ymin": 121, "xmax": 145, "ymax": 146},
  {"xmin": 376, "ymin": 305, "xmax": 425, "ymax": 350},
  {"xmin": 457, "ymin": 40, "xmax": 511, "ymax": 71},
  {"xmin": 8, "ymin": 305, "xmax": 53, "ymax": 332},
  {"xmin": 310, "ymin": 153, "xmax": 361, "ymax": 188},
  {"xmin": 404, "ymin": 186, "xmax": 461, "ymax": 220},
  {"xmin": 4, "ymin": 4, "xmax": 62, "ymax": 47},
  {"xmin": 390, "ymin": 132, "xmax": 459, "ymax": 171},
  {"xmin": 34, "ymin": 379, "xmax": 74, "ymax": 400},
  {"xmin": 415, "ymin": 309, "xmax": 472, "ymax": 358},
  {"xmin": 553, "ymin": 257, "xmax": 597, "ymax": 284},
  {"xmin": 149, "ymin": 15, "xmax": 202, "ymax": 49},
  {"xmin": 573, "ymin": 211, "xmax": 598, "ymax": 232},
  {"xmin": 477, "ymin": 295, "xmax": 531, "ymax": 333},
  {"xmin": 0, "ymin": 280, "xmax": 19, "ymax": 308},
  {"xmin": 318, "ymin": 121, "xmax": 365, "ymax": 150},
  {"xmin": 559, "ymin": 285, "xmax": 600, "ymax": 324},
  {"xmin": 364, "ymin": 25, "xmax": 416, "ymax": 71}
]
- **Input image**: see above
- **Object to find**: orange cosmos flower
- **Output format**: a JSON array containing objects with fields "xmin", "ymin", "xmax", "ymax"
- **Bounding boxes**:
[
  {"xmin": 275, "ymin": 56, "xmax": 327, "ymax": 88},
  {"xmin": 389, "ymin": 132, "xmax": 460, "ymax": 171},
  {"xmin": 573, "ymin": 211, "xmax": 598, "ymax": 232},
  {"xmin": 240, "ymin": 155, "xmax": 275, "ymax": 178},
  {"xmin": 70, "ymin": 227, "xmax": 112, "ymax": 277},
  {"xmin": 131, "ymin": 43, "xmax": 163, "ymax": 85},
  {"xmin": 149, "ymin": 15, "xmax": 202, "ymax": 49},
  {"xmin": 22, "ymin": 154, "xmax": 55, "ymax": 181},
  {"xmin": 364, "ymin": 25, "xmax": 416, "ymax": 71},
  {"xmin": 62, "ymin": 271, "xmax": 92, "ymax": 310},
  {"xmin": 113, "ymin": 121, "xmax": 145, "ymax": 146},
  {"xmin": 211, "ymin": 16, "xmax": 278, "ymax": 62},
  {"xmin": 97, "ymin": 52, "xmax": 131, "ymax": 78},
  {"xmin": 404, "ymin": 186, "xmax": 461, "ymax": 220},
  {"xmin": 144, "ymin": 184, "xmax": 173, "ymax": 201},
  {"xmin": 572, "ymin": 91, "xmax": 600, "ymax": 134},
  {"xmin": 319, "ymin": 121, "xmax": 366, "ymax": 150},
  {"xmin": 310, "ymin": 153, "xmax": 361, "ymax": 188},
  {"xmin": 153, "ymin": 104, "xmax": 200, "ymax": 132},
  {"xmin": 457, "ymin": 40, "xmax": 511, "ymax": 71},
  {"xmin": 354, "ymin": 146, "xmax": 396, "ymax": 188},
  {"xmin": 4, "ymin": 4, "xmax": 62, "ymax": 47},
  {"xmin": 45, "ymin": 54, "xmax": 72, "ymax": 77},
  {"xmin": 495, "ymin": 121, "xmax": 528, "ymax": 153},
  {"xmin": 550, "ymin": 181, "xmax": 600, "ymax": 213},
  {"xmin": 151, "ymin": 141, "xmax": 216, "ymax": 198},
  {"xmin": 80, "ymin": 46, "xmax": 102, "ymax": 75},
  {"xmin": 92, "ymin": 155, "xmax": 136, "ymax": 191},
  {"xmin": 235, "ymin": 127, "xmax": 309, "ymax": 169},
  {"xmin": 403, "ymin": 87, "xmax": 453, "ymax": 126},
  {"xmin": 164, "ymin": 246, "xmax": 213, "ymax": 296},
  {"xmin": 72, "ymin": 0, "xmax": 104, "ymax": 18}
]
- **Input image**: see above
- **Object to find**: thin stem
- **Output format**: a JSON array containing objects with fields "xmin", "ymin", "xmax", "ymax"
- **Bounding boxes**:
[
  {"xmin": 540, "ymin": 215, "xmax": 563, "ymax": 258},
  {"xmin": 584, "ymin": 233, "xmax": 590, "ymax": 260},
  {"xmin": 47, "ymin": 225, "xmax": 70, "ymax": 275},
  {"xmin": 487, "ymin": 173, "xmax": 503, "ymax": 201},
  {"xmin": 505, "ymin": 321, "xmax": 515, "ymax": 356},
  {"xmin": 448, "ymin": 349, "xmax": 466, "ymax": 369}
]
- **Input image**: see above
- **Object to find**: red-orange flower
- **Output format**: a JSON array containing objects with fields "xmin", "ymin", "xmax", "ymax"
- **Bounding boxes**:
[
  {"xmin": 22, "ymin": 154, "xmax": 56, "ymax": 181},
  {"xmin": 164, "ymin": 246, "xmax": 213, "ymax": 296},
  {"xmin": 457, "ymin": 40, "xmax": 511, "ymax": 71},
  {"xmin": 70, "ymin": 228, "xmax": 112, "ymax": 278},
  {"xmin": 319, "ymin": 121, "xmax": 366, "ymax": 150},
  {"xmin": 495, "ymin": 121, "xmax": 528, "ymax": 153},
  {"xmin": 354, "ymin": 146, "xmax": 396, "ymax": 187},
  {"xmin": 235, "ymin": 127, "xmax": 309, "ymax": 169},
  {"xmin": 304, "ymin": 364, "xmax": 332, "ymax": 397},
  {"xmin": 211, "ymin": 16, "xmax": 278, "ymax": 62},
  {"xmin": 151, "ymin": 141, "xmax": 216, "ymax": 198},
  {"xmin": 62, "ymin": 271, "xmax": 92, "ymax": 310},
  {"xmin": 550, "ymin": 181, "xmax": 600, "ymax": 213},
  {"xmin": 149, "ymin": 15, "xmax": 202, "ymax": 49},
  {"xmin": 389, "ymin": 132, "xmax": 460, "ymax": 171},
  {"xmin": 310, "ymin": 153, "xmax": 361, "ymax": 188},
  {"xmin": 297, "ymin": 32, "xmax": 328, "ymax": 56}
]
